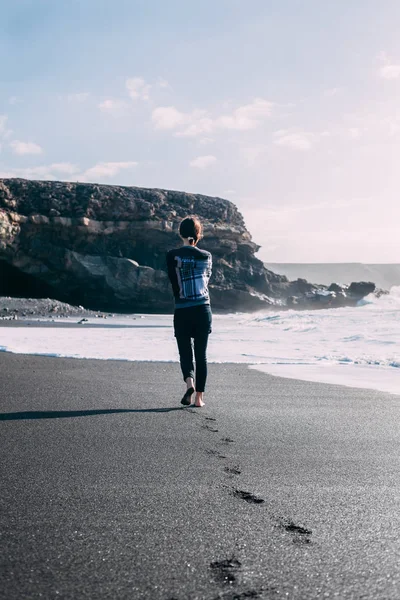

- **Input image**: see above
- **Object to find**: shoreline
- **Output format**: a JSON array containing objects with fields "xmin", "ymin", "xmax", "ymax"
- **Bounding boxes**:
[
  {"xmin": 1, "ymin": 312, "xmax": 399, "ymax": 398},
  {"xmin": 1, "ymin": 341, "xmax": 398, "ymax": 399}
]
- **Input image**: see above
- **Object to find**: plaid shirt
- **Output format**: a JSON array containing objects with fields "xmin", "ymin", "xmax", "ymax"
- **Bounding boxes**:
[{"xmin": 167, "ymin": 246, "xmax": 212, "ymax": 308}]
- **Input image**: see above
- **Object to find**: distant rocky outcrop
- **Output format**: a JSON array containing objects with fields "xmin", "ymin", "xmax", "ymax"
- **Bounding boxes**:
[{"xmin": 0, "ymin": 178, "xmax": 377, "ymax": 312}]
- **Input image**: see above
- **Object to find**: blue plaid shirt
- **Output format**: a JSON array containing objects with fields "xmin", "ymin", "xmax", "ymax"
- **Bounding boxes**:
[{"xmin": 167, "ymin": 246, "xmax": 212, "ymax": 308}]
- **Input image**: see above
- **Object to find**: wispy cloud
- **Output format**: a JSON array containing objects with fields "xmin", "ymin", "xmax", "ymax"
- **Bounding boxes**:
[
  {"xmin": 379, "ymin": 64, "xmax": 400, "ymax": 80},
  {"xmin": 198, "ymin": 137, "xmax": 214, "ymax": 146},
  {"xmin": 157, "ymin": 77, "xmax": 170, "ymax": 89},
  {"xmin": 0, "ymin": 115, "xmax": 13, "ymax": 140},
  {"xmin": 216, "ymin": 98, "xmax": 273, "ymax": 131},
  {"xmin": 377, "ymin": 51, "xmax": 400, "ymax": 80},
  {"xmin": 80, "ymin": 161, "xmax": 138, "ymax": 181},
  {"xmin": 10, "ymin": 140, "xmax": 43, "ymax": 155},
  {"xmin": 98, "ymin": 99, "xmax": 129, "ymax": 116},
  {"xmin": 323, "ymin": 87, "xmax": 342, "ymax": 97},
  {"xmin": 126, "ymin": 77, "xmax": 151, "ymax": 100},
  {"xmin": 151, "ymin": 106, "xmax": 187, "ymax": 130},
  {"xmin": 0, "ymin": 115, "xmax": 8, "ymax": 137},
  {"xmin": 273, "ymin": 129, "xmax": 317, "ymax": 151},
  {"xmin": 0, "ymin": 161, "xmax": 138, "ymax": 183},
  {"xmin": 189, "ymin": 155, "xmax": 217, "ymax": 169},
  {"xmin": 0, "ymin": 163, "xmax": 79, "ymax": 180},
  {"xmin": 176, "ymin": 111, "xmax": 214, "ymax": 137},
  {"xmin": 152, "ymin": 98, "xmax": 273, "ymax": 137}
]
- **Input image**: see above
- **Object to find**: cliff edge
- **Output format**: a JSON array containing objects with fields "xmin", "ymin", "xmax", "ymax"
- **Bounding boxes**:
[{"xmin": 0, "ymin": 178, "xmax": 375, "ymax": 312}]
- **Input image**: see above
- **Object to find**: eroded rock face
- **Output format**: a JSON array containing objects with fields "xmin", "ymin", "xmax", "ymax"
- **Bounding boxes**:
[
  {"xmin": 0, "ymin": 178, "xmax": 377, "ymax": 312},
  {"xmin": 0, "ymin": 178, "xmax": 290, "ymax": 312}
]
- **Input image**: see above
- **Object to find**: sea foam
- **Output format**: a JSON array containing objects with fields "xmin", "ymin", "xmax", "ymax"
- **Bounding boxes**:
[{"xmin": 0, "ymin": 287, "xmax": 399, "ymax": 396}]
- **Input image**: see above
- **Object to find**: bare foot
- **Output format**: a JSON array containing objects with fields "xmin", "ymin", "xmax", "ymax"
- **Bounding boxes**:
[
  {"xmin": 194, "ymin": 393, "xmax": 205, "ymax": 407},
  {"xmin": 181, "ymin": 377, "xmax": 195, "ymax": 405}
]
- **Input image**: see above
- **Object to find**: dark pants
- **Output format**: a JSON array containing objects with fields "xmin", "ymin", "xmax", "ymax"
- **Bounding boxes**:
[{"xmin": 174, "ymin": 304, "xmax": 212, "ymax": 393}]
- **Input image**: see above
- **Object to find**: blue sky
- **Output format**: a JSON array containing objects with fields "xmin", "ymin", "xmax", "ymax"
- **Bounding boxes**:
[{"xmin": 1, "ymin": 0, "xmax": 400, "ymax": 261}]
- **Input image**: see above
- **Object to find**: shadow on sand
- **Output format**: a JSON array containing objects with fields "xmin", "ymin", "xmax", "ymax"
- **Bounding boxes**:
[{"xmin": 0, "ymin": 407, "xmax": 184, "ymax": 421}]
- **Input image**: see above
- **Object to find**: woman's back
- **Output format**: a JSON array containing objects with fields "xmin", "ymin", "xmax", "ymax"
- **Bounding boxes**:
[{"xmin": 166, "ymin": 245, "xmax": 212, "ymax": 308}]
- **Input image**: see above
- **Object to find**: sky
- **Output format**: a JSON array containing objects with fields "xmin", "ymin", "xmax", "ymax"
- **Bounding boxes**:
[{"xmin": 1, "ymin": 0, "xmax": 400, "ymax": 262}]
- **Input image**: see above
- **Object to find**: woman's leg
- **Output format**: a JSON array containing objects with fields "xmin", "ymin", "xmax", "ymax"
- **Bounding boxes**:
[
  {"xmin": 176, "ymin": 334, "xmax": 195, "ymax": 385},
  {"xmin": 174, "ymin": 309, "xmax": 195, "ymax": 404},
  {"xmin": 176, "ymin": 334, "xmax": 195, "ymax": 405},
  {"xmin": 193, "ymin": 305, "xmax": 212, "ymax": 407},
  {"xmin": 193, "ymin": 333, "xmax": 209, "ymax": 406},
  {"xmin": 174, "ymin": 309, "xmax": 195, "ymax": 385}
]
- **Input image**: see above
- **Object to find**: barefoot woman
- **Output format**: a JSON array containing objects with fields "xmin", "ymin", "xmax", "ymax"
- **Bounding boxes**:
[{"xmin": 166, "ymin": 216, "xmax": 212, "ymax": 407}]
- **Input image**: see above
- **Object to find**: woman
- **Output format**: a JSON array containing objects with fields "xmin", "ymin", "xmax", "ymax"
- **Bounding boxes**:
[{"xmin": 166, "ymin": 216, "xmax": 212, "ymax": 407}]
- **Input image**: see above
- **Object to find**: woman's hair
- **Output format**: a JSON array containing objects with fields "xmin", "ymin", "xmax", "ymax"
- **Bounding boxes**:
[{"xmin": 179, "ymin": 216, "xmax": 203, "ymax": 245}]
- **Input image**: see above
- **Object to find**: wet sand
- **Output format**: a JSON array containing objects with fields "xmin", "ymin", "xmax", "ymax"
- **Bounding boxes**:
[{"xmin": 1, "ymin": 353, "xmax": 399, "ymax": 599}]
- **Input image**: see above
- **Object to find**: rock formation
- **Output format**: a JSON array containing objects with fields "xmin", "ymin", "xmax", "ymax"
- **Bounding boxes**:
[{"xmin": 0, "ymin": 178, "xmax": 376, "ymax": 312}]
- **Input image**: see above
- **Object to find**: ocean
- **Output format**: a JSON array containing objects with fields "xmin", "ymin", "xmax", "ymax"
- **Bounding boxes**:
[
  {"xmin": 1, "ymin": 287, "xmax": 399, "ymax": 397},
  {"xmin": 264, "ymin": 263, "xmax": 400, "ymax": 290}
]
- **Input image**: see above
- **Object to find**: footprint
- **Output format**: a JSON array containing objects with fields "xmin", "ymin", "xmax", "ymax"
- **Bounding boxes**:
[
  {"xmin": 202, "ymin": 423, "xmax": 219, "ymax": 432},
  {"xmin": 224, "ymin": 466, "xmax": 241, "ymax": 476},
  {"xmin": 221, "ymin": 437, "xmax": 235, "ymax": 443},
  {"xmin": 292, "ymin": 536, "xmax": 312, "ymax": 545},
  {"xmin": 277, "ymin": 518, "xmax": 312, "ymax": 544},
  {"xmin": 228, "ymin": 590, "xmax": 265, "ymax": 599},
  {"xmin": 210, "ymin": 556, "xmax": 241, "ymax": 586},
  {"xmin": 232, "ymin": 489, "xmax": 265, "ymax": 505},
  {"xmin": 206, "ymin": 449, "xmax": 227, "ymax": 459},
  {"xmin": 212, "ymin": 587, "xmax": 270, "ymax": 599}
]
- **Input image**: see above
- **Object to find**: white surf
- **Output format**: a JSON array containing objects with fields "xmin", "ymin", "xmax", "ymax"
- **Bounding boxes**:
[{"xmin": 1, "ymin": 287, "xmax": 399, "ymax": 397}]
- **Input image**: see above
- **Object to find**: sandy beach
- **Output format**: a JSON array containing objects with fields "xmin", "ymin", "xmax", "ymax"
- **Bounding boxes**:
[{"xmin": 1, "ymin": 352, "xmax": 399, "ymax": 599}]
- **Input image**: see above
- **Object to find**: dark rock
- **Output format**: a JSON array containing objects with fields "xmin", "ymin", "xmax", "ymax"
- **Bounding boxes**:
[
  {"xmin": 347, "ymin": 281, "xmax": 375, "ymax": 298},
  {"xmin": 328, "ymin": 282, "xmax": 346, "ymax": 293},
  {"xmin": 0, "ymin": 178, "xmax": 379, "ymax": 312}
]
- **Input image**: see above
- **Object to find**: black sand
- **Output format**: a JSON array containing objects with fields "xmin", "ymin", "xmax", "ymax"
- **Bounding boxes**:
[{"xmin": 1, "ymin": 353, "xmax": 399, "ymax": 599}]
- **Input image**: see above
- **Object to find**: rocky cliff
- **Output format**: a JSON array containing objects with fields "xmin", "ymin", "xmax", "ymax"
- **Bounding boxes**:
[{"xmin": 0, "ymin": 178, "xmax": 376, "ymax": 312}]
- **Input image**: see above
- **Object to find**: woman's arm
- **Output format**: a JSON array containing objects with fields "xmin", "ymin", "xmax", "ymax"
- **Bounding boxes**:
[{"xmin": 166, "ymin": 251, "xmax": 180, "ymax": 297}]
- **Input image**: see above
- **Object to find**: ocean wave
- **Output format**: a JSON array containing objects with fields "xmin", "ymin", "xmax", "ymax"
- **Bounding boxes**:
[
  {"xmin": 360, "ymin": 286, "xmax": 400, "ymax": 309},
  {"xmin": 316, "ymin": 354, "xmax": 400, "ymax": 369}
]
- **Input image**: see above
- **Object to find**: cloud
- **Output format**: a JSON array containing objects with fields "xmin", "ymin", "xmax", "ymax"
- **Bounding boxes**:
[
  {"xmin": 323, "ymin": 87, "xmax": 342, "ymax": 97},
  {"xmin": 50, "ymin": 163, "xmax": 80, "ymax": 174},
  {"xmin": 98, "ymin": 99, "xmax": 129, "ymax": 116},
  {"xmin": 157, "ymin": 77, "xmax": 170, "ymax": 89},
  {"xmin": 0, "ymin": 161, "xmax": 138, "ymax": 183},
  {"xmin": 126, "ymin": 77, "xmax": 151, "ymax": 100},
  {"xmin": 152, "ymin": 106, "xmax": 187, "ymax": 130},
  {"xmin": 10, "ymin": 140, "xmax": 43, "ymax": 155},
  {"xmin": 0, "ymin": 115, "xmax": 13, "ymax": 139},
  {"xmin": 216, "ymin": 98, "xmax": 273, "ymax": 130},
  {"xmin": 189, "ymin": 155, "xmax": 217, "ymax": 169},
  {"xmin": 379, "ymin": 64, "xmax": 400, "ymax": 80},
  {"xmin": 0, "ymin": 163, "xmax": 79, "ymax": 180},
  {"xmin": 80, "ymin": 161, "xmax": 138, "ymax": 181},
  {"xmin": 273, "ymin": 129, "xmax": 315, "ymax": 151},
  {"xmin": 199, "ymin": 137, "xmax": 214, "ymax": 145},
  {"xmin": 176, "ymin": 112, "xmax": 213, "ymax": 137},
  {"xmin": 377, "ymin": 51, "xmax": 400, "ymax": 80},
  {"xmin": 152, "ymin": 98, "xmax": 273, "ymax": 137},
  {"xmin": 0, "ymin": 115, "xmax": 8, "ymax": 135},
  {"xmin": 66, "ymin": 92, "xmax": 90, "ymax": 102}
]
